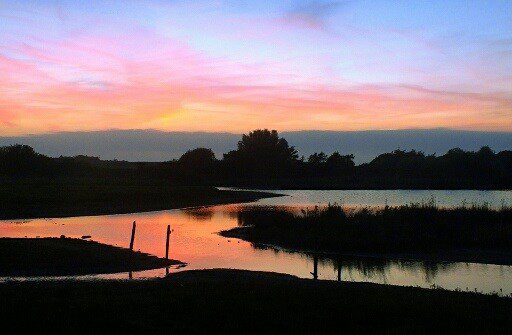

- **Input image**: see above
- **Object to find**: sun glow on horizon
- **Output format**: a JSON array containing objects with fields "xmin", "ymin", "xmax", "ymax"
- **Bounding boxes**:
[{"xmin": 0, "ymin": 1, "xmax": 511, "ymax": 135}]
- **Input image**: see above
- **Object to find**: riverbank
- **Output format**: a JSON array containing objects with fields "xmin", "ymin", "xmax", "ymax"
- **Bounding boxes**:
[
  {"xmin": 221, "ymin": 204, "xmax": 512, "ymax": 265},
  {"xmin": 0, "ymin": 269, "xmax": 510, "ymax": 333},
  {"xmin": 0, "ymin": 238, "xmax": 182, "ymax": 276},
  {"xmin": 0, "ymin": 179, "xmax": 279, "ymax": 219}
]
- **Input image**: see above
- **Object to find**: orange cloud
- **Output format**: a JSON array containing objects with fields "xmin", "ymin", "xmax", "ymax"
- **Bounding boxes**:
[{"xmin": 0, "ymin": 30, "xmax": 511, "ymax": 135}]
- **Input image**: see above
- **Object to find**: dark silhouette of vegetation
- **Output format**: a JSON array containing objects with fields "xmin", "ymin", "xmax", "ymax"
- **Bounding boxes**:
[
  {"xmin": 221, "ymin": 203, "xmax": 512, "ymax": 265},
  {"xmin": 1, "ymin": 128, "xmax": 511, "ymax": 219},
  {"xmin": 217, "ymin": 130, "xmax": 512, "ymax": 188},
  {"xmin": 222, "ymin": 129, "xmax": 299, "ymax": 182},
  {"xmin": 306, "ymin": 151, "xmax": 355, "ymax": 176},
  {"xmin": 0, "ymin": 237, "xmax": 182, "ymax": 276},
  {"xmin": 352, "ymin": 146, "xmax": 512, "ymax": 189},
  {"xmin": 175, "ymin": 147, "xmax": 217, "ymax": 183},
  {"xmin": 217, "ymin": 130, "xmax": 512, "ymax": 189},
  {"xmin": 1, "ymin": 269, "xmax": 511, "ymax": 333}
]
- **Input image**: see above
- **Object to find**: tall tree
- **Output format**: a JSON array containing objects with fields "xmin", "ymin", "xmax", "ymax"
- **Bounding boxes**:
[{"xmin": 223, "ymin": 129, "xmax": 298, "ymax": 178}]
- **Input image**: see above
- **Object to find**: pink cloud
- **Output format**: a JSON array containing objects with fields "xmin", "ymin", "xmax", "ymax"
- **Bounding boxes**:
[{"xmin": 0, "ymin": 28, "xmax": 511, "ymax": 135}]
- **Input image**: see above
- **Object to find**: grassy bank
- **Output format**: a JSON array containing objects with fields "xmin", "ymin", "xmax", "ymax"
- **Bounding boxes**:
[
  {"xmin": 0, "ymin": 179, "xmax": 278, "ymax": 219},
  {"xmin": 0, "ymin": 269, "xmax": 510, "ymax": 333},
  {"xmin": 221, "ymin": 203, "xmax": 512, "ymax": 265},
  {"xmin": 0, "ymin": 238, "xmax": 182, "ymax": 276}
]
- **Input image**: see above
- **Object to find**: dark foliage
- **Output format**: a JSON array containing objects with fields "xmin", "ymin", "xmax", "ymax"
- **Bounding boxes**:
[
  {"xmin": 176, "ymin": 148, "xmax": 217, "ymax": 183},
  {"xmin": 1, "ymin": 129, "xmax": 511, "ymax": 189},
  {"xmin": 222, "ymin": 129, "xmax": 299, "ymax": 181},
  {"xmin": 223, "ymin": 203, "xmax": 512, "ymax": 263},
  {"xmin": 355, "ymin": 146, "xmax": 512, "ymax": 189}
]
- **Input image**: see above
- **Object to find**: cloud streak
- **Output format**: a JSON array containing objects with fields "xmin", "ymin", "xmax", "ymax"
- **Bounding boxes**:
[
  {"xmin": 282, "ymin": 1, "xmax": 347, "ymax": 30},
  {"xmin": 0, "ymin": 0, "xmax": 510, "ymax": 135}
]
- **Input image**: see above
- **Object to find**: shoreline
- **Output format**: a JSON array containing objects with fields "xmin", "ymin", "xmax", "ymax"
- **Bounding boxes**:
[
  {"xmin": 221, "ymin": 185, "xmax": 512, "ymax": 191},
  {"xmin": 0, "ymin": 186, "xmax": 281, "ymax": 220},
  {"xmin": 0, "ymin": 237, "xmax": 184, "ymax": 277}
]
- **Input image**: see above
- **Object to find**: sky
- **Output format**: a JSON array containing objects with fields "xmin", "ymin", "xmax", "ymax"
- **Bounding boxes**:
[{"xmin": 0, "ymin": 0, "xmax": 511, "ymax": 135}]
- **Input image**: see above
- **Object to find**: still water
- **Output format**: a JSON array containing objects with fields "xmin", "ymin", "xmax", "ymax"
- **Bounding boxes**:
[{"xmin": 1, "ymin": 189, "xmax": 511, "ymax": 295}]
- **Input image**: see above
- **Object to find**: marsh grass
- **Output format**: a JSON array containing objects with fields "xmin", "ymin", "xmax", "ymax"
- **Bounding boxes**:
[{"xmin": 225, "ymin": 202, "xmax": 512, "ymax": 260}]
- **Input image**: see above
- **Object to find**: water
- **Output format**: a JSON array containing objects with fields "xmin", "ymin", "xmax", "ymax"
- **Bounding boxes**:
[
  {"xmin": 1, "ymin": 189, "xmax": 511, "ymax": 296},
  {"xmin": 224, "ymin": 188, "xmax": 512, "ymax": 208}
]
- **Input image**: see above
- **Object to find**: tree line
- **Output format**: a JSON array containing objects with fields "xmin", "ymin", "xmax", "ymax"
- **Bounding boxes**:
[{"xmin": 1, "ymin": 129, "xmax": 511, "ymax": 189}]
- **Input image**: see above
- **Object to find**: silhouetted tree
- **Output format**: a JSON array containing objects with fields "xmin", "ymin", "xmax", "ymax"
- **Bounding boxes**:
[
  {"xmin": 177, "ymin": 148, "xmax": 217, "ymax": 183},
  {"xmin": 0, "ymin": 144, "xmax": 52, "ymax": 177},
  {"xmin": 179, "ymin": 148, "xmax": 216, "ymax": 167},
  {"xmin": 223, "ymin": 129, "xmax": 298, "ymax": 179},
  {"xmin": 308, "ymin": 152, "xmax": 327, "ymax": 165},
  {"xmin": 326, "ymin": 152, "xmax": 355, "ymax": 173}
]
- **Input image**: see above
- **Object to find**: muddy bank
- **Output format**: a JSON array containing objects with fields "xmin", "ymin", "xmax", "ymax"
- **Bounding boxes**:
[{"xmin": 0, "ymin": 237, "xmax": 183, "ymax": 276}]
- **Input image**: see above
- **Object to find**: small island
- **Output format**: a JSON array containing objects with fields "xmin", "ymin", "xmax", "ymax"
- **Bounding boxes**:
[{"xmin": 221, "ymin": 203, "xmax": 512, "ymax": 265}]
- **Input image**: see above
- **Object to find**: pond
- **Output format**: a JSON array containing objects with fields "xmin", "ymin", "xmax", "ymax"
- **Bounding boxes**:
[{"xmin": 1, "ymin": 189, "xmax": 511, "ymax": 296}]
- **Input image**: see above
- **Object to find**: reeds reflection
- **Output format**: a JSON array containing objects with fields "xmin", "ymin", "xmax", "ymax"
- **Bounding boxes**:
[
  {"xmin": 249, "ymin": 243, "xmax": 458, "ymax": 284},
  {"xmin": 182, "ymin": 207, "xmax": 215, "ymax": 221}
]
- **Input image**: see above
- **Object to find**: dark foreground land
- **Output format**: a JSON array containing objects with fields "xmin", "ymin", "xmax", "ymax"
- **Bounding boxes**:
[
  {"xmin": 0, "ymin": 180, "xmax": 277, "ymax": 219},
  {"xmin": 0, "ymin": 238, "xmax": 181, "ymax": 276},
  {"xmin": 222, "ymin": 204, "xmax": 512, "ymax": 265},
  {"xmin": 0, "ymin": 269, "xmax": 510, "ymax": 333}
]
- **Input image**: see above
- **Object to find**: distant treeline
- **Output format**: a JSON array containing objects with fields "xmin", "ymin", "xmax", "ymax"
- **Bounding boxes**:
[{"xmin": 1, "ymin": 129, "xmax": 511, "ymax": 189}]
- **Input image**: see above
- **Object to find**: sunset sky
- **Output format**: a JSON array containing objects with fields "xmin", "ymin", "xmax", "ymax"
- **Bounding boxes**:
[{"xmin": 1, "ymin": 0, "xmax": 511, "ymax": 135}]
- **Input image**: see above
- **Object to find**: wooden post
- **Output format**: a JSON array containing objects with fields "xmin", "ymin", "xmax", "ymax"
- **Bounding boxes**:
[
  {"xmin": 311, "ymin": 255, "xmax": 318, "ymax": 280},
  {"xmin": 129, "ymin": 221, "xmax": 136, "ymax": 251},
  {"xmin": 165, "ymin": 224, "xmax": 171, "ymax": 260},
  {"xmin": 337, "ymin": 261, "xmax": 341, "ymax": 282}
]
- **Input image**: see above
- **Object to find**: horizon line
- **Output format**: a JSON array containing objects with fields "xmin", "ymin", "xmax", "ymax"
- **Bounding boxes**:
[{"xmin": 4, "ymin": 127, "xmax": 512, "ymax": 138}]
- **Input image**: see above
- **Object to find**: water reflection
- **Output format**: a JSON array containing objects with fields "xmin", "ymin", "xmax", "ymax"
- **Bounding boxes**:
[
  {"xmin": 233, "ymin": 189, "xmax": 512, "ymax": 209},
  {"xmin": 0, "ymin": 189, "xmax": 511, "ymax": 296},
  {"xmin": 265, "ymin": 245, "xmax": 511, "ymax": 295},
  {"xmin": 182, "ymin": 207, "xmax": 215, "ymax": 221},
  {"xmin": 249, "ymin": 242, "xmax": 460, "ymax": 284}
]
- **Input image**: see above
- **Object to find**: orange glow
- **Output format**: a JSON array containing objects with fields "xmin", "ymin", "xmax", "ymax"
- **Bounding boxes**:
[{"xmin": 1, "ymin": 30, "xmax": 511, "ymax": 135}]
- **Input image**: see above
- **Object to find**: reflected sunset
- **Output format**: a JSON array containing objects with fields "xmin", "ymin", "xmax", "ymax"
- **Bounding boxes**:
[{"xmin": 2, "ymin": 191, "xmax": 512, "ymax": 295}]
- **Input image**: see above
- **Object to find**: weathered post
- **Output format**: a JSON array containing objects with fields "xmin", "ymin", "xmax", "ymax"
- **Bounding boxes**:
[
  {"xmin": 311, "ymin": 255, "xmax": 318, "ymax": 280},
  {"xmin": 165, "ymin": 224, "xmax": 171, "ymax": 260},
  {"xmin": 129, "ymin": 221, "xmax": 136, "ymax": 251},
  {"xmin": 337, "ymin": 261, "xmax": 342, "ymax": 282}
]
